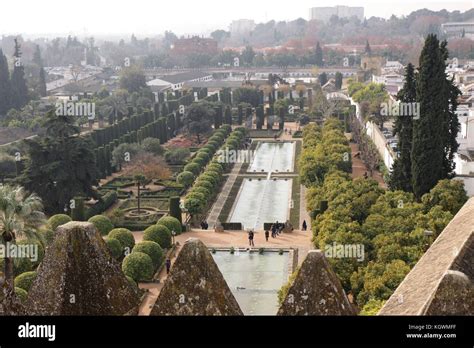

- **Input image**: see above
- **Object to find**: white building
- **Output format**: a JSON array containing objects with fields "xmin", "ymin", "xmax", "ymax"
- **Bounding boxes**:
[
  {"xmin": 147, "ymin": 71, "xmax": 212, "ymax": 91},
  {"xmin": 309, "ymin": 6, "xmax": 364, "ymax": 23},
  {"xmin": 441, "ymin": 22, "xmax": 474, "ymax": 38}
]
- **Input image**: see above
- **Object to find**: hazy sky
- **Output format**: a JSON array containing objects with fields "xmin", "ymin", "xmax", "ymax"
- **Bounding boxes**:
[{"xmin": 1, "ymin": 0, "xmax": 472, "ymax": 37}]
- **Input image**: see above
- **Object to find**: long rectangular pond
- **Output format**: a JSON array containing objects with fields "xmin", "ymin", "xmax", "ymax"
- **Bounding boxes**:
[
  {"xmin": 229, "ymin": 178, "xmax": 292, "ymax": 230},
  {"xmin": 248, "ymin": 142, "xmax": 295, "ymax": 173},
  {"xmin": 212, "ymin": 250, "xmax": 290, "ymax": 315}
]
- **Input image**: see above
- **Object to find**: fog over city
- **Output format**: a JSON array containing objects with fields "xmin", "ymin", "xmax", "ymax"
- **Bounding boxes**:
[{"xmin": 0, "ymin": 0, "xmax": 472, "ymax": 37}]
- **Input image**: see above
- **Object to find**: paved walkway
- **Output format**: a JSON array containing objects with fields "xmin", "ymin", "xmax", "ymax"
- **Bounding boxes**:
[
  {"xmin": 350, "ymin": 143, "xmax": 386, "ymax": 187},
  {"xmin": 138, "ymin": 243, "xmax": 182, "ymax": 316},
  {"xmin": 176, "ymin": 229, "xmax": 313, "ymax": 266}
]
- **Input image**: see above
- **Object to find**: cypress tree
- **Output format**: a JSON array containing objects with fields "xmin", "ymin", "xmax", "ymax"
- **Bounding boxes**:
[
  {"xmin": 412, "ymin": 34, "xmax": 457, "ymax": 199},
  {"xmin": 0, "ymin": 49, "xmax": 11, "ymax": 115},
  {"xmin": 440, "ymin": 40, "xmax": 461, "ymax": 178},
  {"xmin": 390, "ymin": 63, "xmax": 416, "ymax": 192},
  {"xmin": 10, "ymin": 38, "xmax": 29, "ymax": 109},
  {"xmin": 237, "ymin": 104, "xmax": 243, "ymax": 125},
  {"xmin": 365, "ymin": 40, "xmax": 371, "ymax": 55},
  {"xmin": 315, "ymin": 42, "xmax": 323, "ymax": 67},
  {"xmin": 224, "ymin": 105, "xmax": 232, "ymax": 125},
  {"xmin": 169, "ymin": 196, "xmax": 182, "ymax": 224}
]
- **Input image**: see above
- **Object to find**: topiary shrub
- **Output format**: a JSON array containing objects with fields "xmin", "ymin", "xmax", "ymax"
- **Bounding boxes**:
[
  {"xmin": 177, "ymin": 171, "xmax": 195, "ymax": 187},
  {"xmin": 207, "ymin": 163, "xmax": 223, "ymax": 175},
  {"xmin": 88, "ymin": 215, "xmax": 114, "ymax": 236},
  {"xmin": 157, "ymin": 216, "xmax": 182, "ymax": 235},
  {"xmin": 169, "ymin": 196, "xmax": 182, "ymax": 224},
  {"xmin": 14, "ymin": 271, "xmax": 37, "ymax": 292},
  {"xmin": 47, "ymin": 214, "xmax": 72, "ymax": 231},
  {"xmin": 122, "ymin": 252, "xmax": 154, "ymax": 282},
  {"xmin": 198, "ymin": 173, "xmax": 219, "ymax": 186},
  {"xmin": 192, "ymin": 157, "xmax": 207, "ymax": 167},
  {"xmin": 108, "ymin": 228, "xmax": 135, "ymax": 254},
  {"xmin": 14, "ymin": 287, "xmax": 28, "ymax": 302},
  {"xmin": 143, "ymin": 225, "xmax": 172, "ymax": 249},
  {"xmin": 184, "ymin": 197, "xmax": 204, "ymax": 215},
  {"xmin": 191, "ymin": 186, "xmax": 211, "ymax": 198},
  {"xmin": 184, "ymin": 162, "xmax": 201, "ymax": 176},
  {"xmin": 133, "ymin": 241, "xmax": 164, "ymax": 268},
  {"xmin": 186, "ymin": 192, "xmax": 205, "ymax": 202},
  {"xmin": 194, "ymin": 180, "xmax": 214, "ymax": 192},
  {"xmin": 40, "ymin": 228, "xmax": 55, "ymax": 246},
  {"xmin": 105, "ymin": 237, "xmax": 123, "ymax": 259},
  {"xmin": 196, "ymin": 151, "xmax": 210, "ymax": 162}
]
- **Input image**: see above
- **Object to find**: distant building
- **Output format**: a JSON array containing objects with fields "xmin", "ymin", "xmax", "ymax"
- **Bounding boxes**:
[
  {"xmin": 309, "ymin": 6, "xmax": 364, "ymax": 23},
  {"xmin": 441, "ymin": 22, "xmax": 474, "ymax": 38},
  {"xmin": 147, "ymin": 71, "xmax": 213, "ymax": 91},
  {"xmin": 171, "ymin": 36, "xmax": 218, "ymax": 56},
  {"xmin": 230, "ymin": 19, "xmax": 256, "ymax": 37}
]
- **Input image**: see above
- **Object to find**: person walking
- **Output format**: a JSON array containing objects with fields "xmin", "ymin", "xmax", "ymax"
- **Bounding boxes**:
[
  {"xmin": 271, "ymin": 224, "xmax": 276, "ymax": 238},
  {"xmin": 302, "ymin": 220, "xmax": 307, "ymax": 231},
  {"xmin": 248, "ymin": 230, "xmax": 255, "ymax": 247},
  {"xmin": 265, "ymin": 230, "xmax": 269, "ymax": 242},
  {"xmin": 165, "ymin": 258, "xmax": 171, "ymax": 275}
]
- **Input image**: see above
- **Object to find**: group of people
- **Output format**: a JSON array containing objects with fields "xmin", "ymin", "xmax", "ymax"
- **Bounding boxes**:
[{"xmin": 263, "ymin": 221, "xmax": 284, "ymax": 241}]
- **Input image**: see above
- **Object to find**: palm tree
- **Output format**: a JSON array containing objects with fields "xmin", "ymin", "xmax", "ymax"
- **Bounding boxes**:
[
  {"xmin": 100, "ymin": 95, "xmax": 128, "ymax": 126},
  {"xmin": 0, "ymin": 186, "xmax": 45, "ymax": 296}
]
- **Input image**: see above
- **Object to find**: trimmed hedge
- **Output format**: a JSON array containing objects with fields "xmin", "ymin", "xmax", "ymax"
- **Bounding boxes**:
[
  {"xmin": 183, "ymin": 163, "xmax": 201, "ymax": 176},
  {"xmin": 85, "ymin": 191, "xmax": 118, "ymax": 220},
  {"xmin": 177, "ymin": 171, "xmax": 195, "ymax": 187},
  {"xmin": 47, "ymin": 214, "xmax": 72, "ymax": 231},
  {"xmin": 15, "ymin": 287, "xmax": 28, "ymax": 302},
  {"xmin": 88, "ymin": 215, "xmax": 114, "ymax": 236},
  {"xmin": 14, "ymin": 271, "xmax": 37, "ymax": 292},
  {"xmin": 157, "ymin": 216, "xmax": 182, "ymax": 235},
  {"xmin": 108, "ymin": 228, "xmax": 135, "ymax": 253},
  {"xmin": 133, "ymin": 241, "xmax": 164, "ymax": 268},
  {"xmin": 105, "ymin": 237, "xmax": 123, "ymax": 259},
  {"xmin": 143, "ymin": 225, "xmax": 172, "ymax": 249},
  {"xmin": 122, "ymin": 252, "xmax": 154, "ymax": 282}
]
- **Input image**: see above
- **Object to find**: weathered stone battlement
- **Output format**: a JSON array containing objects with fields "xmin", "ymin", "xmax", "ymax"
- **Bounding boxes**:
[
  {"xmin": 151, "ymin": 238, "xmax": 243, "ymax": 316},
  {"xmin": 277, "ymin": 250, "xmax": 356, "ymax": 316},
  {"xmin": 27, "ymin": 222, "xmax": 140, "ymax": 315}
]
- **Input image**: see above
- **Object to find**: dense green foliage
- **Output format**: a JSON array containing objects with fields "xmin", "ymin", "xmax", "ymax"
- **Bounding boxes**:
[
  {"xmin": 301, "ymin": 118, "xmax": 466, "ymax": 314},
  {"xmin": 122, "ymin": 252, "xmax": 154, "ymax": 282},
  {"xmin": 133, "ymin": 241, "xmax": 164, "ymax": 268},
  {"xmin": 108, "ymin": 228, "xmax": 135, "ymax": 253},
  {"xmin": 47, "ymin": 214, "xmax": 72, "ymax": 231},
  {"xmin": 88, "ymin": 215, "xmax": 114, "ymax": 236},
  {"xmin": 143, "ymin": 224, "xmax": 172, "ymax": 249},
  {"xmin": 14, "ymin": 271, "xmax": 37, "ymax": 292},
  {"xmin": 104, "ymin": 237, "xmax": 123, "ymax": 259}
]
